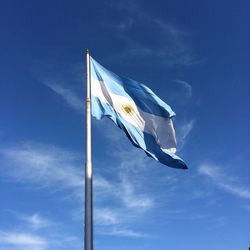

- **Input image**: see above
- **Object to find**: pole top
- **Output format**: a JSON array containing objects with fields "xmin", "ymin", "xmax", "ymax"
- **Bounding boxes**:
[{"xmin": 86, "ymin": 49, "xmax": 90, "ymax": 54}]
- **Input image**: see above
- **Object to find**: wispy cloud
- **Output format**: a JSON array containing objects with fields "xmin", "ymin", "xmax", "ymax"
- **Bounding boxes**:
[
  {"xmin": 0, "ymin": 143, "xmax": 84, "ymax": 200},
  {"xmin": 120, "ymin": 176, "xmax": 153, "ymax": 210},
  {"xmin": 94, "ymin": 208, "xmax": 122, "ymax": 226},
  {"xmin": 0, "ymin": 142, "xmax": 154, "ymax": 238},
  {"xmin": 172, "ymin": 80, "xmax": 193, "ymax": 99},
  {"xmin": 93, "ymin": 150, "xmax": 154, "ymax": 234},
  {"xmin": 0, "ymin": 212, "xmax": 80, "ymax": 250},
  {"xmin": 176, "ymin": 119, "xmax": 195, "ymax": 150},
  {"xmin": 105, "ymin": 1, "xmax": 204, "ymax": 67},
  {"xmin": 19, "ymin": 213, "xmax": 52, "ymax": 230},
  {"xmin": 0, "ymin": 139, "xmax": 203, "ymax": 239},
  {"xmin": 45, "ymin": 82, "xmax": 83, "ymax": 113},
  {"xmin": 0, "ymin": 224, "xmax": 79, "ymax": 250},
  {"xmin": 0, "ymin": 231, "xmax": 48, "ymax": 250},
  {"xmin": 0, "ymin": 142, "xmax": 117, "ymax": 202},
  {"xmin": 198, "ymin": 164, "xmax": 250, "ymax": 199},
  {"xmin": 98, "ymin": 227, "xmax": 149, "ymax": 238}
]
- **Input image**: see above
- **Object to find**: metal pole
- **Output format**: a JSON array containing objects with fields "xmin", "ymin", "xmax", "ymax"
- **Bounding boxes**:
[{"xmin": 85, "ymin": 49, "xmax": 93, "ymax": 250}]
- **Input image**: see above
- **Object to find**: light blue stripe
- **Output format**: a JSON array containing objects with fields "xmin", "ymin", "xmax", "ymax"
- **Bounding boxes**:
[{"xmin": 90, "ymin": 57, "xmax": 175, "ymax": 118}]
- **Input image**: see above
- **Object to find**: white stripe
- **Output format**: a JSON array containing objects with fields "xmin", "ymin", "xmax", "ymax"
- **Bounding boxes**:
[
  {"xmin": 92, "ymin": 78, "xmax": 145, "ymax": 129},
  {"xmin": 91, "ymin": 78, "xmax": 109, "ymax": 103}
]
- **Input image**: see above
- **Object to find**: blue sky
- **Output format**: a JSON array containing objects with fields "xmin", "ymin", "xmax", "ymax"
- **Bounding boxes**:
[{"xmin": 0, "ymin": 0, "xmax": 249, "ymax": 249}]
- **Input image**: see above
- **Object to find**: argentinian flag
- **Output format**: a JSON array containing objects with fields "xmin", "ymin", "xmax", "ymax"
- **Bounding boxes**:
[{"xmin": 90, "ymin": 57, "xmax": 187, "ymax": 169}]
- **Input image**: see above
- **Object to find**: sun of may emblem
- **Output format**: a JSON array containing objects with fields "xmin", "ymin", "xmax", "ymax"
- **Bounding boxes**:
[{"xmin": 122, "ymin": 104, "xmax": 134, "ymax": 115}]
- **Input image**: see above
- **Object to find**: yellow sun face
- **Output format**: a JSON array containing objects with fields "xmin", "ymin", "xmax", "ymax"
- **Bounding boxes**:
[{"xmin": 122, "ymin": 104, "xmax": 134, "ymax": 115}]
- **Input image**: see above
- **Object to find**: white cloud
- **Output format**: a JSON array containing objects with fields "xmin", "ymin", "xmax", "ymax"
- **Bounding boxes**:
[
  {"xmin": 98, "ymin": 227, "xmax": 148, "ymax": 238},
  {"xmin": 198, "ymin": 164, "xmax": 250, "ymax": 199},
  {"xmin": 120, "ymin": 176, "xmax": 153, "ymax": 210},
  {"xmin": 93, "ymin": 152, "xmax": 154, "ymax": 236},
  {"xmin": 172, "ymin": 79, "xmax": 193, "ymax": 99},
  {"xmin": 106, "ymin": 1, "xmax": 203, "ymax": 67},
  {"xmin": 0, "ymin": 212, "xmax": 80, "ymax": 250},
  {"xmin": 95, "ymin": 148, "xmax": 155, "ymax": 236},
  {"xmin": 0, "ymin": 142, "xmax": 154, "ymax": 238},
  {"xmin": 0, "ymin": 143, "xmax": 122, "ymax": 204},
  {"xmin": 176, "ymin": 119, "xmax": 195, "ymax": 150},
  {"xmin": 45, "ymin": 83, "xmax": 83, "ymax": 113},
  {"xmin": 0, "ymin": 142, "xmax": 152, "ymax": 203},
  {"xmin": 20, "ymin": 214, "xmax": 52, "ymax": 230},
  {"xmin": 179, "ymin": 120, "xmax": 194, "ymax": 141},
  {"xmin": 113, "ymin": 147, "xmax": 155, "ymax": 212},
  {"xmin": 0, "ymin": 143, "xmax": 83, "ymax": 190},
  {"xmin": 0, "ymin": 137, "xmax": 188, "ymax": 239},
  {"xmin": 94, "ymin": 208, "xmax": 122, "ymax": 226},
  {"xmin": 0, "ymin": 228, "xmax": 79, "ymax": 250},
  {"xmin": 0, "ymin": 231, "xmax": 48, "ymax": 250},
  {"xmin": 198, "ymin": 164, "xmax": 219, "ymax": 178}
]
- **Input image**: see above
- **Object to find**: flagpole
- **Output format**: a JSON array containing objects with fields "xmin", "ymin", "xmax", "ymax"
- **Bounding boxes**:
[{"xmin": 85, "ymin": 49, "xmax": 93, "ymax": 250}]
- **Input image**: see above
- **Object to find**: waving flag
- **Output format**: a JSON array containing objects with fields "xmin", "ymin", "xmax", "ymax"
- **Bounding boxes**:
[{"xmin": 90, "ymin": 57, "xmax": 187, "ymax": 169}]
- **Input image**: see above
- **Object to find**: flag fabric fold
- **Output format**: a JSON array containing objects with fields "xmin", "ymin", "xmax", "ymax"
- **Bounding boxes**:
[{"xmin": 90, "ymin": 56, "xmax": 187, "ymax": 169}]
